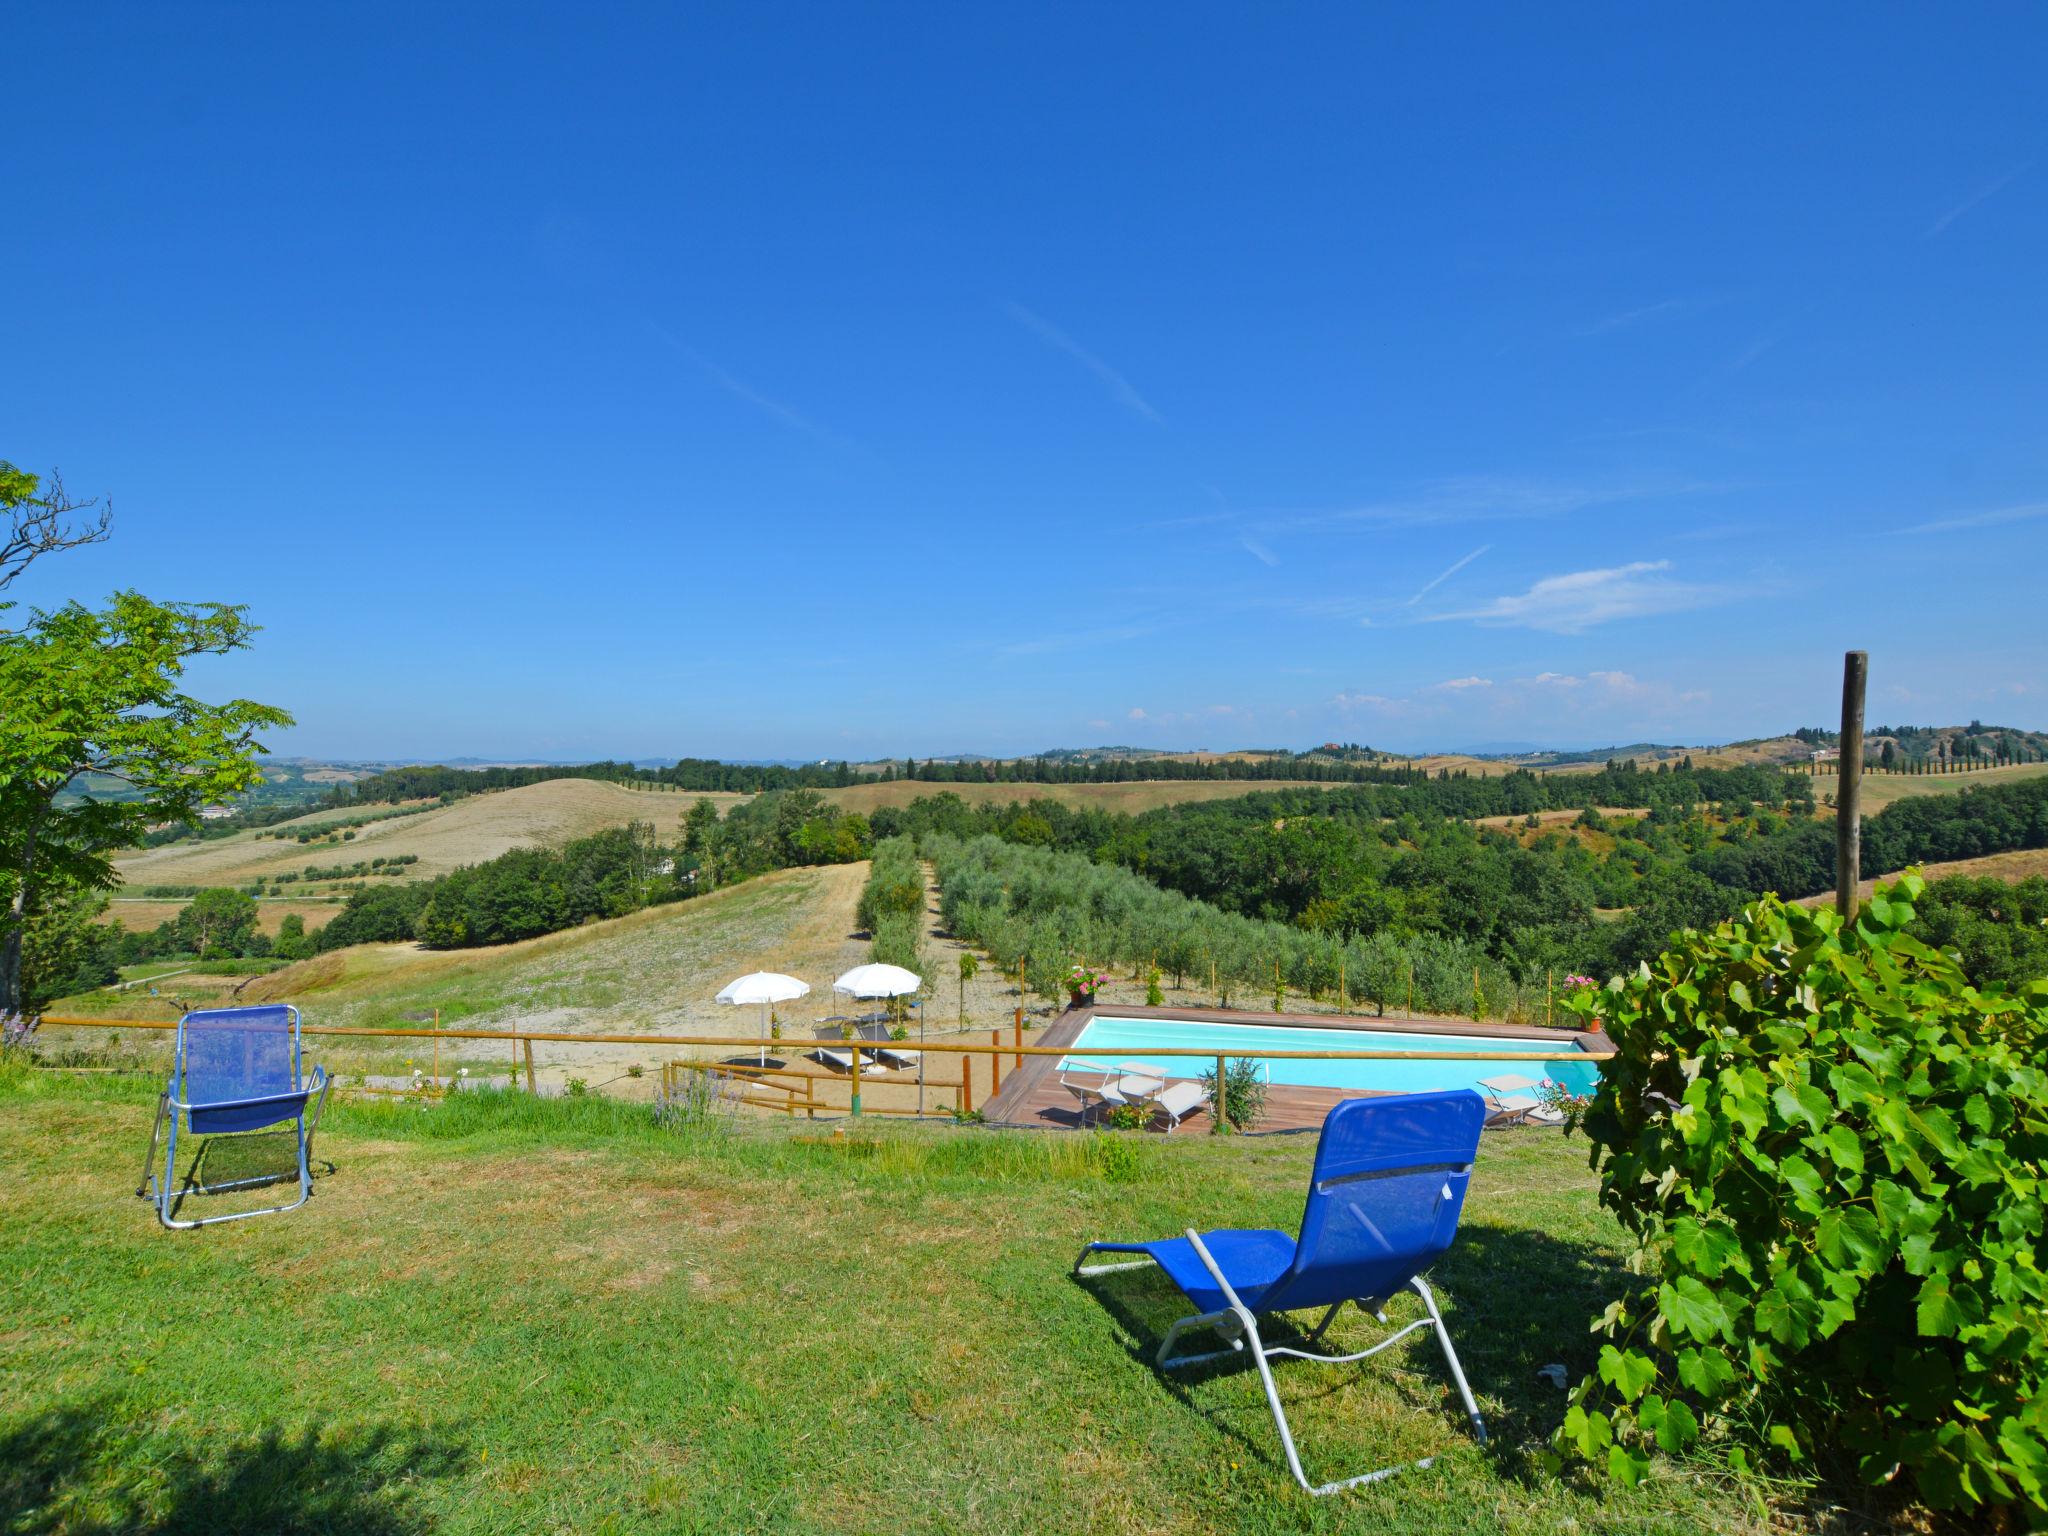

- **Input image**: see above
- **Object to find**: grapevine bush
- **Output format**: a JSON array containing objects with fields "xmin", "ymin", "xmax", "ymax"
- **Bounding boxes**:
[{"xmin": 1556, "ymin": 871, "xmax": 2048, "ymax": 1515}]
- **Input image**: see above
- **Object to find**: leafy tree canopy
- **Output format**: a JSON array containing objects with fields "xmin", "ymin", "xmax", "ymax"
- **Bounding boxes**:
[{"xmin": 0, "ymin": 590, "xmax": 290, "ymax": 1011}]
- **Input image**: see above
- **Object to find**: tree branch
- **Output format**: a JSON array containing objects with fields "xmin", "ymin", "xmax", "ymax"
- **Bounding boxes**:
[{"xmin": 0, "ymin": 467, "xmax": 112, "ymax": 592}]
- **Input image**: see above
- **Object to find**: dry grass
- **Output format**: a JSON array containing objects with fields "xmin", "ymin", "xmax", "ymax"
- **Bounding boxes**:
[
  {"xmin": 1471, "ymin": 806, "xmax": 1650, "ymax": 832},
  {"xmin": 1811, "ymin": 759, "xmax": 2048, "ymax": 815},
  {"xmin": 112, "ymin": 779, "xmax": 746, "ymax": 889},
  {"xmin": 1795, "ymin": 846, "xmax": 2048, "ymax": 907},
  {"xmin": 50, "ymin": 866, "xmax": 884, "ymax": 1089},
  {"xmin": 104, "ymin": 898, "xmax": 342, "ymax": 934}
]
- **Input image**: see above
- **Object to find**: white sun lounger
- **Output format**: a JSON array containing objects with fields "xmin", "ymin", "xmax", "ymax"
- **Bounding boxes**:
[
  {"xmin": 1058, "ymin": 1061, "xmax": 1167, "ymax": 1123},
  {"xmin": 811, "ymin": 1026, "xmax": 884, "ymax": 1075},
  {"xmin": 854, "ymin": 1022, "xmax": 920, "ymax": 1072},
  {"xmin": 1477, "ymin": 1073, "xmax": 1565, "ymax": 1126},
  {"xmin": 1140, "ymin": 1078, "xmax": 1210, "ymax": 1133}
]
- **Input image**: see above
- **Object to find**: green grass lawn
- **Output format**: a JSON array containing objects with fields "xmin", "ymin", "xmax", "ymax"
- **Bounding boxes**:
[{"xmin": 1, "ymin": 1064, "xmax": 1865, "ymax": 1535}]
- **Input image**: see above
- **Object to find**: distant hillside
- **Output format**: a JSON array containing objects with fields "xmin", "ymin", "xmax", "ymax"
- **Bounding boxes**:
[{"xmin": 113, "ymin": 779, "xmax": 744, "ymax": 894}]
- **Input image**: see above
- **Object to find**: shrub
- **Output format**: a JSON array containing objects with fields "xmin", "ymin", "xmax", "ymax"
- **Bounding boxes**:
[
  {"xmin": 871, "ymin": 913, "xmax": 927, "ymax": 981},
  {"xmin": 854, "ymin": 835, "xmax": 924, "ymax": 934},
  {"xmin": 1198, "ymin": 1057, "xmax": 1268, "ymax": 1132},
  {"xmin": 1554, "ymin": 872, "xmax": 2048, "ymax": 1516}
]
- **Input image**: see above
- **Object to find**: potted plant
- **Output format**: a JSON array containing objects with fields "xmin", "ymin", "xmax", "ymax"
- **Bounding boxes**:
[
  {"xmin": 1562, "ymin": 974, "xmax": 1605, "ymax": 1033},
  {"xmin": 1066, "ymin": 964, "xmax": 1106, "ymax": 1008}
]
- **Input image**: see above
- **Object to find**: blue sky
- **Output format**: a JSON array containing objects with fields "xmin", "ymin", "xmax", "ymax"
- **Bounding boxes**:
[{"xmin": 6, "ymin": 4, "xmax": 2044, "ymax": 761}]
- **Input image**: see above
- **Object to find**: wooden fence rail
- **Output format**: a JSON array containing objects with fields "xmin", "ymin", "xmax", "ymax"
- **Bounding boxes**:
[
  {"xmin": 37, "ymin": 1014, "xmax": 1613, "ymax": 1133},
  {"xmin": 37, "ymin": 1016, "xmax": 1608, "ymax": 1064}
]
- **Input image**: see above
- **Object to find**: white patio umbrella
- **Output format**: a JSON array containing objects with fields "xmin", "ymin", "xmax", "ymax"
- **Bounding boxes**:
[
  {"xmin": 833, "ymin": 963, "xmax": 925, "ymax": 1109},
  {"xmin": 716, "ymin": 972, "xmax": 811, "ymax": 1065}
]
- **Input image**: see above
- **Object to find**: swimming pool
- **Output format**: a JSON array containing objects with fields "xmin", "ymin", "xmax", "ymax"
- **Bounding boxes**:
[{"xmin": 1063, "ymin": 1015, "xmax": 1603, "ymax": 1096}]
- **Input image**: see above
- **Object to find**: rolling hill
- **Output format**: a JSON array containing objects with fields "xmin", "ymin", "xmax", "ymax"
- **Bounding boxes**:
[{"xmin": 113, "ymin": 779, "xmax": 746, "ymax": 891}]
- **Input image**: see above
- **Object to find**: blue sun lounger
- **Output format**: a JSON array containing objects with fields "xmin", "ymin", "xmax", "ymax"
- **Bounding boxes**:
[
  {"xmin": 1075, "ymin": 1089, "xmax": 1489, "ymax": 1495},
  {"xmin": 139, "ymin": 1005, "xmax": 330, "ymax": 1229}
]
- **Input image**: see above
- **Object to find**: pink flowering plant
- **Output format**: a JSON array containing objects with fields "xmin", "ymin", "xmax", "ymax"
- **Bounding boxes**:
[
  {"xmin": 1560, "ymin": 973, "xmax": 1607, "ymax": 1031},
  {"xmin": 1536, "ymin": 1076, "xmax": 1597, "ymax": 1132},
  {"xmin": 1066, "ymin": 964, "xmax": 1108, "ymax": 1001}
]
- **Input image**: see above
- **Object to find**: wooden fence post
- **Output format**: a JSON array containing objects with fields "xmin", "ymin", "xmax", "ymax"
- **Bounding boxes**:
[
  {"xmin": 1013, "ymin": 1008, "xmax": 1022, "ymax": 1071},
  {"xmin": 961, "ymin": 1056, "xmax": 973, "ymax": 1115},
  {"xmin": 1211, "ymin": 1052, "xmax": 1228, "ymax": 1135},
  {"xmin": 1837, "ymin": 650, "xmax": 1868, "ymax": 922},
  {"xmin": 522, "ymin": 1037, "xmax": 537, "ymax": 1093},
  {"xmin": 989, "ymin": 1029, "xmax": 1002, "ymax": 1095},
  {"xmin": 850, "ymin": 1041, "xmax": 863, "ymax": 1118}
]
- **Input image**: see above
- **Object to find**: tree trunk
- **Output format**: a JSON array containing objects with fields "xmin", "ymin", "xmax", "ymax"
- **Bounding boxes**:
[{"xmin": 0, "ymin": 804, "xmax": 46, "ymax": 1016}]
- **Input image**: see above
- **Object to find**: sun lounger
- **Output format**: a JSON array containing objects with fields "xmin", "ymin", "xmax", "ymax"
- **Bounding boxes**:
[
  {"xmin": 138, "ymin": 1005, "xmax": 330, "ymax": 1230},
  {"xmin": 1057, "ymin": 1063, "xmax": 1136, "ymax": 1122},
  {"xmin": 853, "ymin": 1021, "xmax": 920, "ymax": 1072},
  {"xmin": 1477, "ymin": 1073, "xmax": 1565, "ymax": 1126},
  {"xmin": 810, "ymin": 1025, "xmax": 884, "ymax": 1075},
  {"xmin": 1139, "ymin": 1077, "xmax": 1210, "ymax": 1132},
  {"xmin": 1075, "ymin": 1090, "xmax": 1490, "ymax": 1495},
  {"xmin": 1111, "ymin": 1061, "xmax": 1166, "ymax": 1098},
  {"xmin": 1058, "ymin": 1060, "xmax": 1168, "ymax": 1123}
]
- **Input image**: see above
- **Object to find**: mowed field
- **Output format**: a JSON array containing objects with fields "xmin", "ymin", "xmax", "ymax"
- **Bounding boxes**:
[
  {"xmin": 0, "ymin": 1073, "xmax": 1789, "ymax": 1536},
  {"xmin": 112, "ymin": 779, "xmax": 747, "ymax": 890},
  {"xmin": 1812, "ymin": 758, "xmax": 2048, "ymax": 814},
  {"xmin": 105, "ymin": 898, "xmax": 342, "ymax": 935}
]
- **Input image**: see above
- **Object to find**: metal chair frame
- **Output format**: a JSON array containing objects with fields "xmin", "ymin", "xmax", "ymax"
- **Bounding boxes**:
[{"xmin": 139, "ymin": 1005, "xmax": 331, "ymax": 1230}]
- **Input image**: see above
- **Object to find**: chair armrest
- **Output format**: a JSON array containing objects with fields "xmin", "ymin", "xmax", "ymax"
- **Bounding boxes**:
[{"xmin": 169, "ymin": 1085, "xmax": 316, "ymax": 1115}]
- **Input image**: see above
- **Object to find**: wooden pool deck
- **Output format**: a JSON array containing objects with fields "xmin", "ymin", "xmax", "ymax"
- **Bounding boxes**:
[{"xmin": 980, "ymin": 1005, "xmax": 1604, "ymax": 1136}]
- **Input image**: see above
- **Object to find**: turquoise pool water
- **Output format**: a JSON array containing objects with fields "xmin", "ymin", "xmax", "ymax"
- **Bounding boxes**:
[{"xmin": 1065, "ymin": 1015, "xmax": 1602, "ymax": 1096}]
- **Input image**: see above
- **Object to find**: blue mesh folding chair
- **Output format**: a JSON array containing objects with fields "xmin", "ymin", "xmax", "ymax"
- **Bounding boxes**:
[
  {"xmin": 1075, "ymin": 1089, "xmax": 1489, "ymax": 1495},
  {"xmin": 139, "ymin": 1005, "xmax": 330, "ymax": 1229}
]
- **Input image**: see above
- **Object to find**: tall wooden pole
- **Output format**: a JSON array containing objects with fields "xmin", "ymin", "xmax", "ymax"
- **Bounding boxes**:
[{"xmin": 1836, "ymin": 650, "xmax": 1868, "ymax": 921}]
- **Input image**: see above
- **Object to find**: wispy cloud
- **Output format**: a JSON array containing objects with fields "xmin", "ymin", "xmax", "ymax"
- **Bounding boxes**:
[
  {"xmin": 1006, "ymin": 302, "xmax": 1164, "ymax": 424},
  {"xmin": 1231, "ymin": 475, "xmax": 1720, "ymax": 536},
  {"xmin": 655, "ymin": 327, "xmax": 856, "ymax": 450},
  {"xmin": 1332, "ymin": 690, "xmax": 1406, "ymax": 714},
  {"xmin": 998, "ymin": 622, "xmax": 1157, "ymax": 658},
  {"xmin": 1434, "ymin": 559, "xmax": 1735, "ymax": 634},
  {"xmin": 1331, "ymin": 669, "xmax": 1710, "ymax": 725},
  {"xmin": 1928, "ymin": 165, "xmax": 2028, "ymax": 237},
  {"xmin": 1573, "ymin": 298, "xmax": 1688, "ymax": 337},
  {"xmin": 1698, "ymin": 337, "xmax": 1776, "ymax": 389},
  {"xmin": 1239, "ymin": 536, "xmax": 1281, "ymax": 568},
  {"xmin": 1896, "ymin": 501, "xmax": 2048, "ymax": 536},
  {"xmin": 1406, "ymin": 543, "xmax": 1491, "ymax": 605}
]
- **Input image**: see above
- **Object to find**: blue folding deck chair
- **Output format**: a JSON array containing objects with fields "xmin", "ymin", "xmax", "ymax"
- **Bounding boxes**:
[
  {"xmin": 139, "ymin": 1005, "xmax": 330, "ymax": 1229},
  {"xmin": 1075, "ymin": 1088, "xmax": 1489, "ymax": 1495}
]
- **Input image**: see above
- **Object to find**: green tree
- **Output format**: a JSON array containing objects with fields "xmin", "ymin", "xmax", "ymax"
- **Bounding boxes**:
[
  {"xmin": 18, "ymin": 890, "xmax": 121, "ymax": 1008},
  {"xmin": 178, "ymin": 888, "xmax": 260, "ymax": 957},
  {"xmin": 0, "ymin": 592, "xmax": 291, "ymax": 1012},
  {"xmin": 272, "ymin": 912, "xmax": 313, "ymax": 961},
  {"xmin": 957, "ymin": 948, "xmax": 978, "ymax": 1024},
  {"xmin": 681, "ymin": 797, "xmax": 719, "ymax": 855}
]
